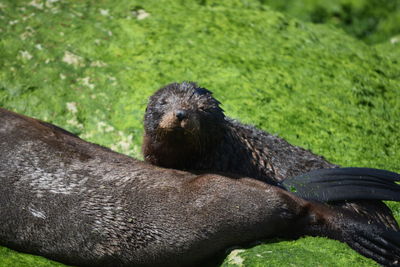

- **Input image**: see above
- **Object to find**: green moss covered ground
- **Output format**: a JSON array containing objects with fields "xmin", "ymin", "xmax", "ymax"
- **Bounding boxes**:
[
  {"xmin": 262, "ymin": 0, "xmax": 400, "ymax": 44},
  {"xmin": 0, "ymin": 0, "xmax": 399, "ymax": 266}
]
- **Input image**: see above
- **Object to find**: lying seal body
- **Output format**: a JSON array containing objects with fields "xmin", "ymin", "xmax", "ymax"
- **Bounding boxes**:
[
  {"xmin": 1, "ymin": 108, "xmax": 400, "ymax": 266},
  {"xmin": 143, "ymin": 82, "xmax": 399, "ymax": 230}
]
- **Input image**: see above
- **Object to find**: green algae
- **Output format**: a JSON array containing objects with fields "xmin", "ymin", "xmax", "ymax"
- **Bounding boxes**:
[
  {"xmin": 0, "ymin": 0, "xmax": 399, "ymax": 266},
  {"xmin": 261, "ymin": 0, "xmax": 400, "ymax": 44},
  {"xmin": 0, "ymin": 247, "xmax": 66, "ymax": 267},
  {"xmin": 222, "ymin": 237, "xmax": 379, "ymax": 267}
]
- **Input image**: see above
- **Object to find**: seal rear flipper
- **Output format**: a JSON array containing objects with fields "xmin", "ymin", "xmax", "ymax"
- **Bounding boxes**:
[
  {"xmin": 302, "ymin": 204, "xmax": 400, "ymax": 266},
  {"xmin": 280, "ymin": 167, "xmax": 400, "ymax": 202},
  {"xmin": 341, "ymin": 227, "xmax": 400, "ymax": 266}
]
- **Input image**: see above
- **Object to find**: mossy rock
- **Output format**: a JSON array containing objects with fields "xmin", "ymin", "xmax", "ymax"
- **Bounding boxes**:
[
  {"xmin": 222, "ymin": 237, "xmax": 378, "ymax": 266},
  {"xmin": 0, "ymin": 247, "xmax": 65, "ymax": 267},
  {"xmin": 261, "ymin": 0, "xmax": 400, "ymax": 44},
  {"xmin": 0, "ymin": 0, "xmax": 399, "ymax": 266}
]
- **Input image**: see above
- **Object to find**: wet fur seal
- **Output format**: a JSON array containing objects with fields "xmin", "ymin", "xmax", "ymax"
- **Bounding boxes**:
[
  {"xmin": 1, "ymin": 108, "xmax": 400, "ymax": 266},
  {"xmin": 143, "ymin": 82, "xmax": 399, "ymax": 230}
]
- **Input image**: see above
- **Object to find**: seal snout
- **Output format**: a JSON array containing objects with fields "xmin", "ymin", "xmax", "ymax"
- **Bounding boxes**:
[
  {"xmin": 175, "ymin": 110, "xmax": 187, "ymax": 121},
  {"xmin": 159, "ymin": 109, "xmax": 193, "ymax": 131}
]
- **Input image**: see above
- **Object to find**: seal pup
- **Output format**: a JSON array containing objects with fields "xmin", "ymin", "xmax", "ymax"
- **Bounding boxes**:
[
  {"xmin": 142, "ymin": 82, "xmax": 399, "ymax": 230},
  {"xmin": 1, "ymin": 108, "xmax": 400, "ymax": 266}
]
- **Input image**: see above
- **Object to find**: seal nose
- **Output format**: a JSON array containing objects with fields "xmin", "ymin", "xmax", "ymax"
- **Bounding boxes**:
[{"xmin": 175, "ymin": 110, "xmax": 187, "ymax": 121}]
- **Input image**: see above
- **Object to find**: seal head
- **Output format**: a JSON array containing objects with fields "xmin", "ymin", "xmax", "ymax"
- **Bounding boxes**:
[{"xmin": 143, "ymin": 82, "xmax": 225, "ymax": 169}]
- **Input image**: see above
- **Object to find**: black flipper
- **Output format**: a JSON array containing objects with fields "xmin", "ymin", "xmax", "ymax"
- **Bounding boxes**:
[
  {"xmin": 279, "ymin": 168, "xmax": 400, "ymax": 202},
  {"xmin": 304, "ymin": 207, "xmax": 400, "ymax": 266},
  {"xmin": 342, "ymin": 226, "xmax": 400, "ymax": 266},
  {"xmin": 337, "ymin": 200, "xmax": 400, "ymax": 231}
]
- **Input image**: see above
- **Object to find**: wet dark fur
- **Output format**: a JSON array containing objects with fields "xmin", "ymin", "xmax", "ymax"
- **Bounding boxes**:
[
  {"xmin": 1, "ymin": 108, "xmax": 400, "ymax": 266},
  {"xmin": 143, "ymin": 82, "xmax": 399, "ymax": 230}
]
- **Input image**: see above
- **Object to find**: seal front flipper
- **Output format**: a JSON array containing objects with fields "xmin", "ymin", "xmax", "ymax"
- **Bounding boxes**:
[{"xmin": 279, "ymin": 167, "xmax": 400, "ymax": 202}]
